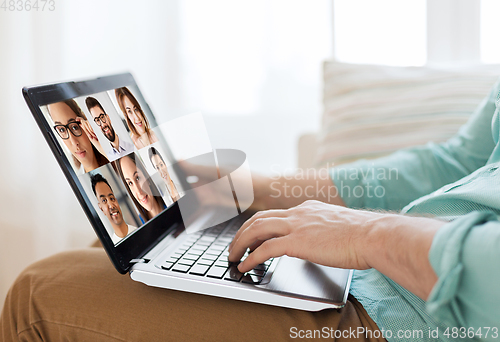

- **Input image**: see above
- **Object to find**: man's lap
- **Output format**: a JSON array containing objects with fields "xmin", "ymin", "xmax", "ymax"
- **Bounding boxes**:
[{"xmin": 1, "ymin": 248, "xmax": 385, "ymax": 341}]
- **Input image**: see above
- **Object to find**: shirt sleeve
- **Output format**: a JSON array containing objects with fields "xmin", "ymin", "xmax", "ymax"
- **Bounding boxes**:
[
  {"xmin": 427, "ymin": 211, "xmax": 500, "ymax": 336},
  {"xmin": 330, "ymin": 80, "xmax": 499, "ymax": 211}
]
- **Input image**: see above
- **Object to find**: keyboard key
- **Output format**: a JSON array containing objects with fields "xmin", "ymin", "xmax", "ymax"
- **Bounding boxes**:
[
  {"xmin": 204, "ymin": 228, "xmax": 223, "ymax": 236},
  {"xmin": 195, "ymin": 241, "xmax": 211, "ymax": 247},
  {"xmin": 199, "ymin": 236, "xmax": 216, "ymax": 243},
  {"xmin": 191, "ymin": 249, "xmax": 208, "ymax": 256},
  {"xmin": 241, "ymin": 274, "xmax": 264, "ymax": 284},
  {"xmin": 253, "ymin": 264, "xmax": 267, "ymax": 271},
  {"xmin": 186, "ymin": 251, "xmax": 203, "ymax": 257},
  {"xmin": 224, "ymin": 266, "xmax": 244, "ymax": 282},
  {"xmin": 172, "ymin": 264, "xmax": 190, "ymax": 273},
  {"xmin": 247, "ymin": 268, "xmax": 266, "ymax": 277},
  {"xmin": 178, "ymin": 258, "xmax": 196, "ymax": 266},
  {"xmin": 161, "ymin": 261, "xmax": 174, "ymax": 270},
  {"xmin": 182, "ymin": 254, "xmax": 198, "ymax": 261},
  {"xmin": 197, "ymin": 259, "xmax": 214, "ymax": 266},
  {"xmin": 204, "ymin": 228, "xmax": 221, "ymax": 235},
  {"xmin": 214, "ymin": 260, "xmax": 229, "ymax": 268},
  {"xmin": 201, "ymin": 254, "xmax": 218, "ymax": 261},
  {"xmin": 206, "ymin": 266, "xmax": 227, "ymax": 279},
  {"xmin": 207, "ymin": 245, "xmax": 225, "ymax": 252},
  {"xmin": 192, "ymin": 245, "xmax": 208, "ymax": 251},
  {"xmin": 189, "ymin": 264, "xmax": 210, "ymax": 276},
  {"xmin": 218, "ymin": 255, "xmax": 229, "ymax": 262}
]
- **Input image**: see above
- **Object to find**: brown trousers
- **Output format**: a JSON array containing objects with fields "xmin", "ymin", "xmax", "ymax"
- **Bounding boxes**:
[{"xmin": 0, "ymin": 248, "xmax": 386, "ymax": 341}]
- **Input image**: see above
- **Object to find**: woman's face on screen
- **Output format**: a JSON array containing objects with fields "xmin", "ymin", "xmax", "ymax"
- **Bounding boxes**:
[
  {"xmin": 123, "ymin": 96, "xmax": 146, "ymax": 135},
  {"xmin": 150, "ymin": 154, "xmax": 170, "ymax": 182},
  {"xmin": 120, "ymin": 156, "xmax": 154, "ymax": 212},
  {"xmin": 48, "ymin": 102, "xmax": 95, "ymax": 168}
]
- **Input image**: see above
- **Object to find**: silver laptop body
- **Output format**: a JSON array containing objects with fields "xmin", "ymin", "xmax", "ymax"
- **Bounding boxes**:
[
  {"xmin": 130, "ymin": 201, "xmax": 352, "ymax": 311},
  {"xmin": 23, "ymin": 73, "xmax": 352, "ymax": 312}
]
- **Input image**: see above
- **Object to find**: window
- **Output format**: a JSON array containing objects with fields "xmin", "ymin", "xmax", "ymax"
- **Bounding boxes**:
[
  {"xmin": 480, "ymin": 0, "xmax": 500, "ymax": 64},
  {"xmin": 178, "ymin": 0, "xmax": 332, "ymax": 115},
  {"xmin": 333, "ymin": 0, "xmax": 426, "ymax": 66}
]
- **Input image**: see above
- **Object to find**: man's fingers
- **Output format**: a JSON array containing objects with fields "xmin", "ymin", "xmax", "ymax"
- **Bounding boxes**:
[
  {"xmin": 229, "ymin": 210, "xmax": 288, "ymax": 251},
  {"xmin": 229, "ymin": 210, "xmax": 286, "ymax": 252},
  {"xmin": 237, "ymin": 237, "xmax": 288, "ymax": 273},
  {"xmin": 248, "ymin": 240, "xmax": 263, "ymax": 252},
  {"xmin": 228, "ymin": 217, "xmax": 289, "ymax": 262}
]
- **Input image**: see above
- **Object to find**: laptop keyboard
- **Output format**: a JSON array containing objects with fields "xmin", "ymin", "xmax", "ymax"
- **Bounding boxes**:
[{"xmin": 160, "ymin": 216, "xmax": 273, "ymax": 285}]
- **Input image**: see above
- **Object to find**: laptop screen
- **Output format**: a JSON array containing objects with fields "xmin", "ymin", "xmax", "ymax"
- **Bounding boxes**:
[
  {"xmin": 38, "ymin": 85, "xmax": 186, "ymax": 246},
  {"xmin": 24, "ymin": 73, "xmax": 233, "ymax": 273}
]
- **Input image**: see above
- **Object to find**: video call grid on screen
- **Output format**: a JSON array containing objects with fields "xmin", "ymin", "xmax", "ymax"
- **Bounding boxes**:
[{"xmin": 39, "ymin": 86, "xmax": 185, "ymax": 246}]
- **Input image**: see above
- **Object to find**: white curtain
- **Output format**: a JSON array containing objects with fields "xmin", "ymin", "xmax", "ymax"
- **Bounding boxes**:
[
  {"xmin": 0, "ymin": 0, "xmax": 333, "ymax": 308},
  {"xmin": 0, "ymin": 0, "xmax": 182, "ymax": 308}
]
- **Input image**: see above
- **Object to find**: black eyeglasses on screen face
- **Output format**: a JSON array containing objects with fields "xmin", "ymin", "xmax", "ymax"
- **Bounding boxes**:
[
  {"xmin": 53, "ymin": 122, "xmax": 83, "ymax": 140},
  {"xmin": 93, "ymin": 114, "xmax": 107, "ymax": 126}
]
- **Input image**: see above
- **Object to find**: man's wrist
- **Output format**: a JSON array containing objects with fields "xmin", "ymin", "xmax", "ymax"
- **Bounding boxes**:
[
  {"xmin": 359, "ymin": 213, "xmax": 443, "ymax": 299},
  {"xmin": 360, "ymin": 213, "xmax": 423, "ymax": 270},
  {"xmin": 251, "ymin": 176, "xmax": 277, "ymax": 210},
  {"xmin": 357, "ymin": 212, "xmax": 392, "ymax": 269}
]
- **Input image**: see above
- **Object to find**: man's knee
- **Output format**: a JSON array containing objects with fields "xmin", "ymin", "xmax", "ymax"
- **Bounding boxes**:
[
  {"xmin": 2, "ymin": 251, "xmax": 106, "ymax": 323},
  {"xmin": 1, "ymin": 253, "xmax": 61, "ymax": 340},
  {"xmin": 1, "ymin": 249, "xmax": 112, "ymax": 341}
]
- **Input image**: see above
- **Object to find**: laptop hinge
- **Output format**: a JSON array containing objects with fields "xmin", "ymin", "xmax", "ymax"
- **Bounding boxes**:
[{"xmin": 130, "ymin": 258, "xmax": 148, "ymax": 264}]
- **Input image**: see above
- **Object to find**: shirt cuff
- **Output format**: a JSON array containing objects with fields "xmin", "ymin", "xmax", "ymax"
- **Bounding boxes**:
[{"xmin": 427, "ymin": 211, "xmax": 498, "ymax": 326}]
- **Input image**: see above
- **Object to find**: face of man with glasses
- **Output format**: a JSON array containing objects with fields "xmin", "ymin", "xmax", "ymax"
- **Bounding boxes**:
[{"xmin": 89, "ymin": 106, "xmax": 116, "ymax": 143}]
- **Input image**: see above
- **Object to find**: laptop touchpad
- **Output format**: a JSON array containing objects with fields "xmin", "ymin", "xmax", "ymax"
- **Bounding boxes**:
[{"xmin": 266, "ymin": 256, "xmax": 350, "ymax": 303}]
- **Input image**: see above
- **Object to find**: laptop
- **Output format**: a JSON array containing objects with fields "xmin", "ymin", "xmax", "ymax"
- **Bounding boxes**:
[{"xmin": 23, "ymin": 73, "xmax": 352, "ymax": 311}]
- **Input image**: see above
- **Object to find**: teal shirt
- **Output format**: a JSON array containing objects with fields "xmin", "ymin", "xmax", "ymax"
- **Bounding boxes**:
[{"xmin": 330, "ymin": 79, "xmax": 500, "ymax": 341}]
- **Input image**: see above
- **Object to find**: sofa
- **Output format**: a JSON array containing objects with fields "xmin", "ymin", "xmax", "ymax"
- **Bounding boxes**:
[{"xmin": 298, "ymin": 61, "xmax": 500, "ymax": 169}]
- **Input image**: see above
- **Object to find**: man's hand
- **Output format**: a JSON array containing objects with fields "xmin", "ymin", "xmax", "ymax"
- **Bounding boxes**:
[
  {"xmin": 228, "ymin": 200, "xmax": 444, "ymax": 300},
  {"xmin": 228, "ymin": 200, "xmax": 374, "ymax": 273}
]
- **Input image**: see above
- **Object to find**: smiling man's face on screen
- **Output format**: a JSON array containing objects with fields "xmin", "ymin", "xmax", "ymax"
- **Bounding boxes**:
[{"xmin": 95, "ymin": 181, "xmax": 124, "ymax": 228}]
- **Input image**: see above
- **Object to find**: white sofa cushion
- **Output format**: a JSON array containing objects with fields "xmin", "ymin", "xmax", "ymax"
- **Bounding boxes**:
[{"xmin": 316, "ymin": 61, "xmax": 500, "ymax": 167}]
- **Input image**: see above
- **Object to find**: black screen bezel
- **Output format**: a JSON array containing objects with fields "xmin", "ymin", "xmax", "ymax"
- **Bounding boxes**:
[{"xmin": 23, "ymin": 73, "xmax": 194, "ymax": 274}]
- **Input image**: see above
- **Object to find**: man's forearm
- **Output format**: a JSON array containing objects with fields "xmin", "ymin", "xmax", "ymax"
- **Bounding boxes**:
[
  {"xmin": 254, "ymin": 172, "xmax": 440, "ymax": 299},
  {"xmin": 362, "ymin": 214, "xmax": 445, "ymax": 300}
]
